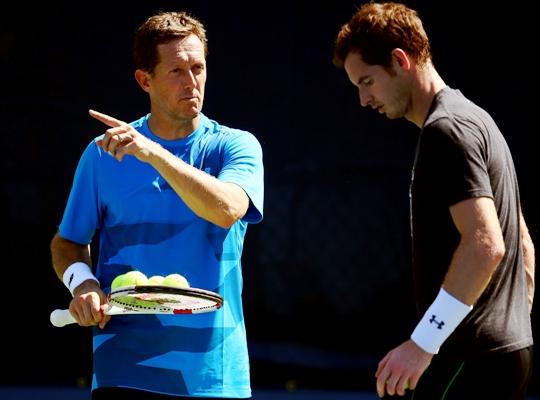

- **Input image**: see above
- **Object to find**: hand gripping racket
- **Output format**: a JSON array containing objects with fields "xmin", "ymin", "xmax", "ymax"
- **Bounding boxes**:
[{"xmin": 50, "ymin": 285, "xmax": 223, "ymax": 327}]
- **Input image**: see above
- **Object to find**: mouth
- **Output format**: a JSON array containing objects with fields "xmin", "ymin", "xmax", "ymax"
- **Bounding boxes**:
[{"xmin": 372, "ymin": 104, "xmax": 384, "ymax": 113}]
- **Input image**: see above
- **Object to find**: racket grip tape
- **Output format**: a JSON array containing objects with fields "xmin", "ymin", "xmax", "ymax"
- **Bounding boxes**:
[{"xmin": 50, "ymin": 309, "xmax": 77, "ymax": 327}]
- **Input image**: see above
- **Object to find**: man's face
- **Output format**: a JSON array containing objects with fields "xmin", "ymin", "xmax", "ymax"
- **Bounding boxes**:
[
  {"xmin": 344, "ymin": 51, "xmax": 410, "ymax": 120},
  {"xmin": 147, "ymin": 34, "xmax": 207, "ymax": 122}
]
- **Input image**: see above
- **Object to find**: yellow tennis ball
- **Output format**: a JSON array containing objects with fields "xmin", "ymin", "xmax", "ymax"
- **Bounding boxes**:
[
  {"xmin": 111, "ymin": 273, "xmax": 128, "ymax": 290},
  {"xmin": 122, "ymin": 270, "xmax": 148, "ymax": 286},
  {"xmin": 162, "ymin": 273, "xmax": 190, "ymax": 288},
  {"xmin": 148, "ymin": 275, "xmax": 165, "ymax": 285}
]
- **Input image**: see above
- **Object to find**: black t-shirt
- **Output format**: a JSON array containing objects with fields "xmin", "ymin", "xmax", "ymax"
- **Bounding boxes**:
[{"xmin": 410, "ymin": 87, "xmax": 532, "ymax": 356}]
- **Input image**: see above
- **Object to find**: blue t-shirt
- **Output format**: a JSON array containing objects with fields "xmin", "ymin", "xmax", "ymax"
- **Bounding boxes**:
[{"xmin": 59, "ymin": 113, "xmax": 264, "ymax": 398}]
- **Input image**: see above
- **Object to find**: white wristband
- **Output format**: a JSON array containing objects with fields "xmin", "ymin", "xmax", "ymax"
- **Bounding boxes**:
[
  {"xmin": 62, "ymin": 262, "xmax": 99, "ymax": 296},
  {"xmin": 411, "ymin": 288, "xmax": 473, "ymax": 354}
]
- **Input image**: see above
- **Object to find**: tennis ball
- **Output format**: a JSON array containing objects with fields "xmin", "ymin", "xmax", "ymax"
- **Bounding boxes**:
[
  {"xmin": 122, "ymin": 270, "xmax": 148, "ymax": 286},
  {"xmin": 111, "ymin": 273, "xmax": 128, "ymax": 290},
  {"xmin": 162, "ymin": 273, "xmax": 190, "ymax": 288},
  {"xmin": 148, "ymin": 275, "xmax": 165, "ymax": 285}
]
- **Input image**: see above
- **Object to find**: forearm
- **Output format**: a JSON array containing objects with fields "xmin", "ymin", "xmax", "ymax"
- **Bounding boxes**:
[
  {"xmin": 411, "ymin": 233, "xmax": 503, "ymax": 354},
  {"xmin": 148, "ymin": 147, "xmax": 249, "ymax": 228},
  {"xmin": 442, "ymin": 237, "xmax": 504, "ymax": 305},
  {"xmin": 50, "ymin": 233, "xmax": 92, "ymax": 280},
  {"xmin": 89, "ymin": 110, "xmax": 250, "ymax": 228},
  {"xmin": 444, "ymin": 197, "xmax": 506, "ymax": 305}
]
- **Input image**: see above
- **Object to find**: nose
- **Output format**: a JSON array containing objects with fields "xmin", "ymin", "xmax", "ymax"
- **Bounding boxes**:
[
  {"xmin": 358, "ymin": 88, "xmax": 370, "ymax": 108},
  {"xmin": 183, "ymin": 70, "xmax": 197, "ymax": 89}
]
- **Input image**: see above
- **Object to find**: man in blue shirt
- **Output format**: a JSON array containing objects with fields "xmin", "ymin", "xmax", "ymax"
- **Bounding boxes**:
[{"xmin": 51, "ymin": 11, "xmax": 264, "ymax": 400}]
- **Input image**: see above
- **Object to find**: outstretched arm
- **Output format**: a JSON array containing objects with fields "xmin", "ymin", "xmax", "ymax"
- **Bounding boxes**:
[{"xmin": 89, "ymin": 109, "xmax": 249, "ymax": 229}]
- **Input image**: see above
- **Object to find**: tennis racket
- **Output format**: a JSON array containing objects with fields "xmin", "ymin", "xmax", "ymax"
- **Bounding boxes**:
[{"xmin": 50, "ymin": 285, "xmax": 223, "ymax": 327}]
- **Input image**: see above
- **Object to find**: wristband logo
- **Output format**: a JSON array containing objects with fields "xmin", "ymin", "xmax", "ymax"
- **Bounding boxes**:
[
  {"xmin": 429, "ymin": 315, "xmax": 445, "ymax": 330},
  {"xmin": 68, "ymin": 273, "xmax": 74, "ymax": 287}
]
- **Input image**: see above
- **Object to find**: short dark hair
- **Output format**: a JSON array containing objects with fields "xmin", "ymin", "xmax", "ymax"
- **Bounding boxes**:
[
  {"xmin": 333, "ymin": 2, "xmax": 431, "ymax": 68},
  {"xmin": 133, "ymin": 11, "xmax": 208, "ymax": 73}
]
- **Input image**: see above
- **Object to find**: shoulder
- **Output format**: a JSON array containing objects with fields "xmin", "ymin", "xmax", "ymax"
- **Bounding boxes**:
[
  {"xmin": 424, "ymin": 88, "xmax": 493, "ymax": 144},
  {"xmin": 202, "ymin": 115, "xmax": 262, "ymax": 149},
  {"xmin": 206, "ymin": 116, "xmax": 257, "ymax": 138},
  {"xmin": 128, "ymin": 114, "xmax": 149, "ymax": 131}
]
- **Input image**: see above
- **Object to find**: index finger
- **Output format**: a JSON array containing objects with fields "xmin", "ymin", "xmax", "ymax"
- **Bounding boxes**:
[
  {"xmin": 89, "ymin": 109, "xmax": 126, "ymax": 128},
  {"xmin": 98, "ymin": 304, "xmax": 111, "ymax": 329}
]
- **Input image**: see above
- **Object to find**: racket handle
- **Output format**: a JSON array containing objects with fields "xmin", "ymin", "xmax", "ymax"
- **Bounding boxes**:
[{"xmin": 50, "ymin": 309, "xmax": 76, "ymax": 327}]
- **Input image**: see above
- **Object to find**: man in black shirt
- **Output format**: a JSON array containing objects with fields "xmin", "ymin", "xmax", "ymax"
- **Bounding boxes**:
[{"xmin": 334, "ymin": 2, "xmax": 535, "ymax": 399}]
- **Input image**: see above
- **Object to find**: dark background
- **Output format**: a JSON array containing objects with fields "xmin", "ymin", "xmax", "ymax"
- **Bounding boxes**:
[{"xmin": 1, "ymin": 0, "xmax": 537, "ymax": 395}]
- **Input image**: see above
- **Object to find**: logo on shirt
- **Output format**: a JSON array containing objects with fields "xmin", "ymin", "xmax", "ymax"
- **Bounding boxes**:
[{"xmin": 152, "ymin": 176, "xmax": 172, "ymax": 192}]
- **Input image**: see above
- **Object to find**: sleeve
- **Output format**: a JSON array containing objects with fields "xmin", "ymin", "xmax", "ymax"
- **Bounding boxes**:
[
  {"xmin": 421, "ymin": 118, "xmax": 493, "ymax": 207},
  {"xmin": 218, "ymin": 130, "xmax": 264, "ymax": 224},
  {"xmin": 58, "ymin": 141, "xmax": 103, "ymax": 244}
]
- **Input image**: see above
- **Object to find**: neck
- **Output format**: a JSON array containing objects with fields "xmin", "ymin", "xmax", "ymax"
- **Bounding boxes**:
[
  {"xmin": 147, "ymin": 113, "xmax": 200, "ymax": 140},
  {"xmin": 406, "ymin": 62, "xmax": 446, "ymax": 128}
]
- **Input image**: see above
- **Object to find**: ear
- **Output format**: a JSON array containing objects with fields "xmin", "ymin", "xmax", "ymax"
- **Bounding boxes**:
[
  {"xmin": 391, "ymin": 48, "xmax": 411, "ymax": 71},
  {"xmin": 134, "ymin": 69, "xmax": 151, "ymax": 93}
]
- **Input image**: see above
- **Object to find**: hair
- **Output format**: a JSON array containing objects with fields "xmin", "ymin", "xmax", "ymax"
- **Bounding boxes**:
[
  {"xmin": 333, "ymin": 2, "xmax": 431, "ymax": 68},
  {"xmin": 133, "ymin": 11, "xmax": 208, "ymax": 74}
]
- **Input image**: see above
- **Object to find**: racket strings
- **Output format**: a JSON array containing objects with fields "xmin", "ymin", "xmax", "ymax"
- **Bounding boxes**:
[
  {"xmin": 112, "ymin": 293, "xmax": 220, "ymax": 311},
  {"xmin": 111, "ymin": 295, "xmax": 172, "ymax": 312}
]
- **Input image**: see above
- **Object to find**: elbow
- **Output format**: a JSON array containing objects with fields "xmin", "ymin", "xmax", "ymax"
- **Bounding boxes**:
[
  {"xmin": 493, "ymin": 243, "xmax": 506, "ymax": 264},
  {"xmin": 469, "ymin": 235, "xmax": 506, "ymax": 279},
  {"xmin": 485, "ymin": 240, "xmax": 506, "ymax": 271},
  {"xmin": 213, "ymin": 197, "xmax": 248, "ymax": 229},
  {"xmin": 197, "ymin": 208, "xmax": 239, "ymax": 229},
  {"xmin": 215, "ymin": 209, "xmax": 243, "ymax": 229},
  {"xmin": 217, "ymin": 219, "xmax": 236, "ymax": 229},
  {"xmin": 50, "ymin": 232, "xmax": 62, "ymax": 253},
  {"xmin": 212, "ymin": 212, "xmax": 235, "ymax": 229}
]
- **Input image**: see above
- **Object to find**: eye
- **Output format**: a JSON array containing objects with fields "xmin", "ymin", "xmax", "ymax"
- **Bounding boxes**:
[
  {"xmin": 360, "ymin": 77, "xmax": 373, "ymax": 87},
  {"xmin": 192, "ymin": 63, "xmax": 205, "ymax": 74}
]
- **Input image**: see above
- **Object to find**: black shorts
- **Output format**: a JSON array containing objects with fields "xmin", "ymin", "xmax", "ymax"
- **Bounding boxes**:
[
  {"xmin": 92, "ymin": 387, "xmax": 247, "ymax": 400},
  {"xmin": 393, "ymin": 346, "xmax": 534, "ymax": 400}
]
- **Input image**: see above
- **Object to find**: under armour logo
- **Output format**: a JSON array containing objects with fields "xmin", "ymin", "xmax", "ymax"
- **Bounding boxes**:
[
  {"xmin": 68, "ymin": 273, "xmax": 74, "ymax": 287},
  {"xmin": 429, "ymin": 315, "xmax": 445, "ymax": 329}
]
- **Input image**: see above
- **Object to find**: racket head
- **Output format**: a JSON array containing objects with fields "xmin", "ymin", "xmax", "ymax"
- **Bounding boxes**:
[{"xmin": 109, "ymin": 285, "xmax": 223, "ymax": 314}]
